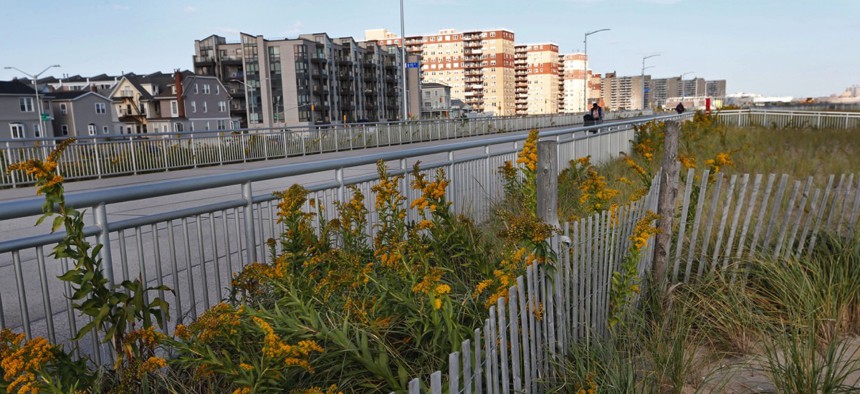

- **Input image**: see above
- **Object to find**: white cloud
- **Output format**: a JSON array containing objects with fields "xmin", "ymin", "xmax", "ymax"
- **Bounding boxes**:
[{"xmin": 183, "ymin": 5, "xmax": 197, "ymax": 13}]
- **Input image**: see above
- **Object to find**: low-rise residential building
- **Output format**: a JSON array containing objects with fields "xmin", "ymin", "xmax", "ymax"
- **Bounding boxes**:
[
  {"xmin": 108, "ymin": 71, "xmax": 232, "ymax": 134},
  {"xmin": 421, "ymin": 82, "xmax": 452, "ymax": 118},
  {"xmin": 0, "ymin": 80, "xmax": 54, "ymax": 139},
  {"xmin": 50, "ymin": 91, "xmax": 118, "ymax": 137},
  {"xmin": 42, "ymin": 74, "xmax": 120, "ymax": 95}
]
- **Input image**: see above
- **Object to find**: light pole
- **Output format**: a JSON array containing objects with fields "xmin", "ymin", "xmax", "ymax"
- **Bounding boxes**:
[
  {"xmin": 680, "ymin": 71, "xmax": 693, "ymax": 99},
  {"xmin": 641, "ymin": 54, "xmax": 660, "ymax": 110},
  {"xmin": 399, "ymin": 0, "xmax": 408, "ymax": 121},
  {"xmin": 4, "ymin": 65, "xmax": 60, "ymax": 137},
  {"xmin": 583, "ymin": 28, "xmax": 610, "ymax": 112}
]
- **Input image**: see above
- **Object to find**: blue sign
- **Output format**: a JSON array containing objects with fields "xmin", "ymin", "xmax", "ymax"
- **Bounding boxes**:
[
  {"xmin": 644, "ymin": 87, "xmax": 650, "ymax": 93},
  {"xmin": 406, "ymin": 62, "xmax": 419, "ymax": 69}
]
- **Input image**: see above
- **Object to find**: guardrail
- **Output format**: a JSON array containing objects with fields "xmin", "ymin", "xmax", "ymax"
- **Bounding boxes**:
[
  {"xmin": 715, "ymin": 109, "xmax": 860, "ymax": 129},
  {"xmin": 0, "ymin": 112, "xmax": 688, "ymax": 363},
  {"xmin": 0, "ymin": 111, "xmax": 649, "ymax": 188}
]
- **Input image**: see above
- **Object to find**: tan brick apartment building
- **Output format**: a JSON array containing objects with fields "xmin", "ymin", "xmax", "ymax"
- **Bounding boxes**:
[
  {"xmin": 513, "ymin": 43, "xmax": 560, "ymax": 115},
  {"xmin": 369, "ymin": 28, "xmax": 517, "ymax": 116}
]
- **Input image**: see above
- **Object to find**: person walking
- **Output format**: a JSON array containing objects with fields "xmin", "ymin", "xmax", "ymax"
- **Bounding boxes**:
[
  {"xmin": 675, "ymin": 102, "xmax": 686, "ymax": 114},
  {"xmin": 590, "ymin": 102, "xmax": 604, "ymax": 123}
]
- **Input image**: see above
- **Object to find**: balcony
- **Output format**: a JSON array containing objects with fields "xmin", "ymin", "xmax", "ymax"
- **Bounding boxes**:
[
  {"xmin": 221, "ymin": 55, "xmax": 242, "ymax": 63},
  {"xmin": 464, "ymin": 62, "xmax": 482, "ymax": 69},
  {"xmin": 338, "ymin": 73, "xmax": 354, "ymax": 81},
  {"xmin": 464, "ymin": 41, "xmax": 482, "ymax": 48},
  {"xmin": 311, "ymin": 57, "xmax": 328, "ymax": 64},
  {"xmin": 193, "ymin": 55, "xmax": 214, "ymax": 64},
  {"xmin": 311, "ymin": 72, "xmax": 328, "ymax": 80}
]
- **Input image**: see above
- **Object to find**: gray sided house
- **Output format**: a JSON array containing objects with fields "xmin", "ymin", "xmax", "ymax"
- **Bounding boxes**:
[
  {"xmin": 108, "ymin": 71, "xmax": 231, "ymax": 135},
  {"xmin": 0, "ymin": 80, "xmax": 55, "ymax": 140},
  {"xmin": 50, "ymin": 91, "xmax": 119, "ymax": 137}
]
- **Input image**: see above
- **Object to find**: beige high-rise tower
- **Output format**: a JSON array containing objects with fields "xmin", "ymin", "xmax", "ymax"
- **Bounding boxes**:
[
  {"xmin": 523, "ymin": 43, "xmax": 559, "ymax": 115},
  {"xmin": 368, "ymin": 28, "xmax": 516, "ymax": 116}
]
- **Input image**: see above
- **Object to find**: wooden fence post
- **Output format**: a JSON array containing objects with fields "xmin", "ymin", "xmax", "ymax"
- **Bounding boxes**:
[
  {"xmin": 537, "ymin": 140, "xmax": 559, "ymax": 228},
  {"xmin": 652, "ymin": 121, "xmax": 680, "ymax": 287}
]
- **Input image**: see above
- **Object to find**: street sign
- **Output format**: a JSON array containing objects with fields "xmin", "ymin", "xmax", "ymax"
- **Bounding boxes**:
[
  {"xmin": 406, "ymin": 62, "xmax": 419, "ymax": 69},
  {"xmin": 40, "ymin": 113, "xmax": 51, "ymax": 121}
]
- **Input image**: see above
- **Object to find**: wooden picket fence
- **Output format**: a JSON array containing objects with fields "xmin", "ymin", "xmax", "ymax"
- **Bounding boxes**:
[{"xmin": 397, "ymin": 169, "xmax": 860, "ymax": 393}]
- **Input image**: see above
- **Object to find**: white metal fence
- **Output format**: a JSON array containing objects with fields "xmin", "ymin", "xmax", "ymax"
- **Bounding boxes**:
[
  {"xmin": 0, "ymin": 111, "xmax": 648, "ymax": 188},
  {"xmin": 715, "ymin": 109, "xmax": 860, "ymax": 129},
  {"xmin": 0, "ymin": 114, "xmax": 682, "ymax": 365}
]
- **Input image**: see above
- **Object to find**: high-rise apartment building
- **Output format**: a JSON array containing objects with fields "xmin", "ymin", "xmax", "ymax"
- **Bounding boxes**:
[
  {"xmin": 194, "ymin": 32, "xmax": 416, "ymax": 128},
  {"xmin": 513, "ymin": 43, "xmax": 559, "ymax": 115},
  {"xmin": 514, "ymin": 45, "xmax": 527, "ymax": 115},
  {"xmin": 706, "ymin": 80, "xmax": 727, "ymax": 99},
  {"xmin": 369, "ymin": 28, "xmax": 516, "ymax": 116},
  {"xmin": 562, "ymin": 53, "xmax": 603, "ymax": 113},
  {"xmin": 601, "ymin": 73, "xmax": 648, "ymax": 111}
]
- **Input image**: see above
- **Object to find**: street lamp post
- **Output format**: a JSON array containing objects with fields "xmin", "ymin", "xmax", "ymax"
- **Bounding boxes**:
[
  {"xmin": 4, "ymin": 65, "xmax": 60, "ymax": 138},
  {"xmin": 399, "ymin": 0, "xmax": 408, "ymax": 121},
  {"xmin": 641, "ymin": 54, "xmax": 660, "ymax": 110},
  {"xmin": 680, "ymin": 71, "xmax": 694, "ymax": 99},
  {"xmin": 583, "ymin": 28, "xmax": 610, "ymax": 112}
]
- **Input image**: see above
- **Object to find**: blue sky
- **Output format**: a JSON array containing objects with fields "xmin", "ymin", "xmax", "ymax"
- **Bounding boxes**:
[{"xmin": 1, "ymin": 0, "xmax": 857, "ymax": 97}]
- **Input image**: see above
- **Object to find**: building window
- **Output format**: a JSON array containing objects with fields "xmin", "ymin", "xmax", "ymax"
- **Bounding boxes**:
[
  {"xmin": 203, "ymin": 102, "xmax": 208, "ymax": 113},
  {"xmin": 203, "ymin": 84, "xmax": 211, "ymax": 94},
  {"xmin": 191, "ymin": 101, "xmax": 197, "ymax": 113},
  {"xmin": 60, "ymin": 103, "xmax": 68, "ymax": 114},
  {"xmin": 217, "ymin": 119, "xmax": 226, "ymax": 130},
  {"xmin": 19, "ymin": 98, "xmax": 34, "ymax": 112},
  {"xmin": 219, "ymin": 101, "xmax": 227, "ymax": 112},
  {"xmin": 88, "ymin": 123, "xmax": 97, "ymax": 136},
  {"xmin": 215, "ymin": 85, "xmax": 220, "ymax": 94},
  {"xmin": 103, "ymin": 126, "xmax": 109, "ymax": 134},
  {"xmin": 10, "ymin": 123, "xmax": 25, "ymax": 139},
  {"xmin": 32, "ymin": 124, "xmax": 41, "ymax": 138},
  {"xmin": 61, "ymin": 125, "xmax": 69, "ymax": 135},
  {"xmin": 173, "ymin": 122, "xmax": 184, "ymax": 132},
  {"xmin": 194, "ymin": 84, "xmax": 199, "ymax": 94},
  {"xmin": 170, "ymin": 101, "xmax": 178, "ymax": 116},
  {"xmin": 95, "ymin": 102, "xmax": 106, "ymax": 114}
]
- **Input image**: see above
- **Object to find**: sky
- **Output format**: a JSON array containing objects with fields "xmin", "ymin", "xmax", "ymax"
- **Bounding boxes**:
[{"xmin": 1, "ymin": 0, "xmax": 857, "ymax": 98}]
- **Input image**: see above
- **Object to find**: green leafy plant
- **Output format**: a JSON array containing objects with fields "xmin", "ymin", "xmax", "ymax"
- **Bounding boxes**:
[{"xmin": 7, "ymin": 138, "xmax": 171, "ymax": 389}]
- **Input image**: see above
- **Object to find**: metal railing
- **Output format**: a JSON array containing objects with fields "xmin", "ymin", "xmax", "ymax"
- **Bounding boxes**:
[
  {"xmin": 0, "ymin": 113, "xmax": 687, "ymax": 362},
  {"xmin": 0, "ymin": 111, "xmax": 650, "ymax": 188},
  {"xmin": 715, "ymin": 109, "xmax": 860, "ymax": 129}
]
